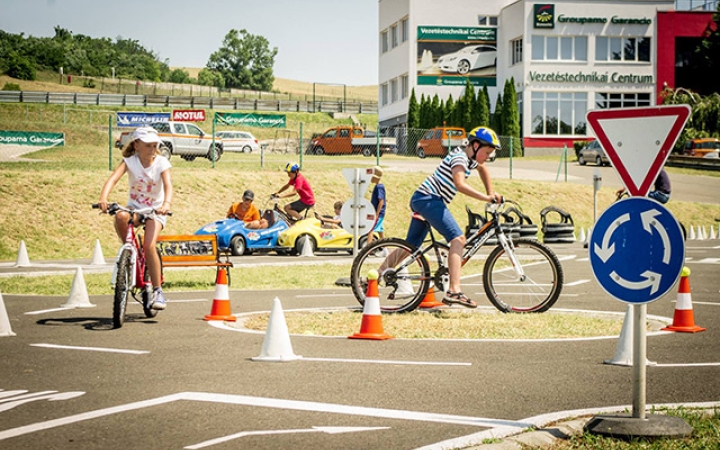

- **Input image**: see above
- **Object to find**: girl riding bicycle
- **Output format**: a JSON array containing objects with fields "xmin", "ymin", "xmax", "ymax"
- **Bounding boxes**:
[
  {"xmin": 406, "ymin": 126, "xmax": 502, "ymax": 308},
  {"xmin": 98, "ymin": 127, "xmax": 173, "ymax": 310}
]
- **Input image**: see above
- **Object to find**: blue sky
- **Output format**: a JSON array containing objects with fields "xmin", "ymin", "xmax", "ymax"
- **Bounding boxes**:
[{"xmin": 0, "ymin": 0, "xmax": 379, "ymax": 86}]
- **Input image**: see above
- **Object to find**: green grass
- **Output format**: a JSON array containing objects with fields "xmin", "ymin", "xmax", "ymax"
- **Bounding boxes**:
[{"xmin": 548, "ymin": 407, "xmax": 720, "ymax": 449}]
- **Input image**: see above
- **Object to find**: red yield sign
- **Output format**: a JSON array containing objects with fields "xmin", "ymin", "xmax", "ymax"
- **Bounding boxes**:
[{"xmin": 586, "ymin": 105, "xmax": 691, "ymax": 197}]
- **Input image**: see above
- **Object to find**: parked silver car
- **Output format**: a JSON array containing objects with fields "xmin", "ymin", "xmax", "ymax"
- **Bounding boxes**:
[
  {"xmin": 578, "ymin": 140, "xmax": 610, "ymax": 166},
  {"xmin": 214, "ymin": 131, "xmax": 260, "ymax": 153}
]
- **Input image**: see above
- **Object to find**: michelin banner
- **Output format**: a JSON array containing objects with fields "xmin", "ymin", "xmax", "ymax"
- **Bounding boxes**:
[{"xmin": 416, "ymin": 26, "xmax": 497, "ymax": 87}]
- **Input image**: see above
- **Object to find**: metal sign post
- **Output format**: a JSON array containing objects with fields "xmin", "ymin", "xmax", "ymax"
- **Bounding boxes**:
[
  {"xmin": 585, "ymin": 104, "xmax": 693, "ymax": 439},
  {"xmin": 341, "ymin": 168, "xmax": 374, "ymax": 257}
]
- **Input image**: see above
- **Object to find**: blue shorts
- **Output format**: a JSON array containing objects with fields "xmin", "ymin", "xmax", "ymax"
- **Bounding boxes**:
[
  {"xmin": 405, "ymin": 191, "xmax": 463, "ymax": 248},
  {"xmin": 648, "ymin": 190, "xmax": 670, "ymax": 204},
  {"xmin": 373, "ymin": 215, "xmax": 385, "ymax": 233}
]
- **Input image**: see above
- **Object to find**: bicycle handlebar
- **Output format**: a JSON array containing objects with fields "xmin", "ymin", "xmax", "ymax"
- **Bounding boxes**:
[{"xmin": 92, "ymin": 203, "xmax": 172, "ymax": 216}]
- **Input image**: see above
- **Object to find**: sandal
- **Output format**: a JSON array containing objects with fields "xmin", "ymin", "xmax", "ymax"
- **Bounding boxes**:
[{"xmin": 442, "ymin": 291, "xmax": 477, "ymax": 309}]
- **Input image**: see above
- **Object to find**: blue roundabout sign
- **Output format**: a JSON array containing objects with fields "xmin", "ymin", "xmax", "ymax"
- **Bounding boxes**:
[{"xmin": 589, "ymin": 197, "xmax": 685, "ymax": 304}]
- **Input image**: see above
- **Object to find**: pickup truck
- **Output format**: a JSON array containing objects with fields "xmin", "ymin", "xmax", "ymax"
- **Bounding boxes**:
[
  {"xmin": 306, "ymin": 126, "xmax": 396, "ymax": 157},
  {"xmin": 416, "ymin": 127, "xmax": 467, "ymax": 158},
  {"xmin": 115, "ymin": 121, "xmax": 223, "ymax": 162}
]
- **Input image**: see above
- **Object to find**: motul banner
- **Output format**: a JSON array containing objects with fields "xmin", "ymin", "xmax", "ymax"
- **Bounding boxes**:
[{"xmin": 173, "ymin": 109, "xmax": 206, "ymax": 122}]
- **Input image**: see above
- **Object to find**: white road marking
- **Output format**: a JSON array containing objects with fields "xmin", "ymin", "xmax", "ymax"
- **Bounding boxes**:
[
  {"xmin": 0, "ymin": 391, "xmax": 531, "ymax": 442},
  {"xmin": 301, "ymin": 357, "xmax": 471, "ymax": 366},
  {"xmin": 30, "ymin": 343, "xmax": 149, "ymax": 355},
  {"xmin": 185, "ymin": 426, "xmax": 390, "ymax": 449},
  {"xmin": 654, "ymin": 362, "xmax": 720, "ymax": 367},
  {"xmin": 25, "ymin": 307, "xmax": 71, "ymax": 315}
]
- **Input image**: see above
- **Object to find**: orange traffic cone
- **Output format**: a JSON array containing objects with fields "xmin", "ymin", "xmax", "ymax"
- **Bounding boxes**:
[
  {"xmin": 662, "ymin": 267, "xmax": 705, "ymax": 333},
  {"xmin": 349, "ymin": 270, "xmax": 393, "ymax": 340},
  {"xmin": 204, "ymin": 268, "xmax": 236, "ymax": 322},
  {"xmin": 418, "ymin": 285, "xmax": 445, "ymax": 309}
]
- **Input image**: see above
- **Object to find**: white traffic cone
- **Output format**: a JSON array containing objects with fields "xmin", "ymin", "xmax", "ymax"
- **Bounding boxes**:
[
  {"xmin": 0, "ymin": 289, "xmax": 16, "ymax": 337},
  {"xmin": 697, "ymin": 226, "xmax": 706, "ymax": 240},
  {"xmin": 299, "ymin": 236, "xmax": 315, "ymax": 257},
  {"xmin": 251, "ymin": 297, "xmax": 301, "ymax": 362},
  {"xmin": 710, "ymin": 226, "xmax": 717, "ymax": 240},
  {"xmin": 688, "ymin": 226, "xmax": 696, "ymax": 240},
  {"xmin": 91, "ymin": 239, "xmax": 106, "ymax": 265},
  {"xmin": 61, "ymin": 267, "xmax": 96, "ymax": 309},
  {"xmin": 15, "ymin": 240, "xmax": 31, "ymax": 267},
  {"xmin": 578, "ymin": 227, "xmax": 587, "ymax": 244},
  {"xmin": 604, "ymin": 305, "xmax": 656, "ymax": 366}
]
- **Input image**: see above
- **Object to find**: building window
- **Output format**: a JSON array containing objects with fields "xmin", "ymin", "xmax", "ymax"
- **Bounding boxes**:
[
  {"xmin": 478, "ymin": 15, "xmax": 498, "ymax": 26},
  {"xmin": 391, "ymin": 24, "xmax": 398, "ymax": 48},
  {"xmin": 381, "ymin": 83, "xmax": 389, "ymax": 106},
  {"xmin": 531, "ymin": 92, "xmax": 588, "ymax": 136},
  {"xmin": 390, "ymin": 78, "xmax": 398, "ymax": 103},
  {"xmin": 596, "ymin": 37, "xmax": 651, "ymax": 62},
  {"xmin": 532, "ymin": 35, "xmax": 587, "ymax": 61},
  {"xmin": 511, "ymin": 38, "xmax": 523, "ymax": 65},
  {"xmin": 381, "ymin": 30, "xmax": 388, "ymax": 53},
  {"xmin": 401, "ymin": 18, "xmax": 409, "ymax": 43},
  {"xmin": 595, "ymin": 92, "xmax": 651, "ymax": 108},
  {"xmin": 401, "ymin": 74, "xmax": 409, "ymax": 99}
]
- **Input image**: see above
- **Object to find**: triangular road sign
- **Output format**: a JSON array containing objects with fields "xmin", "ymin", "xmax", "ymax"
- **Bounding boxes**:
[{"xmin": 586, "ymin": 105, "xmax": 691, "ymax": 197}]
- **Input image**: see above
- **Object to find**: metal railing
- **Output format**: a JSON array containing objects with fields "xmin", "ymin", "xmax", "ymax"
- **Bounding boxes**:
[{"xmin": 0, "ymin": 91, "xmax": 378, "ymax": 115}]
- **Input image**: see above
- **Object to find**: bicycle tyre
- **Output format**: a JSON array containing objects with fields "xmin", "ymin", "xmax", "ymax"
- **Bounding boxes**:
[
  {"xmin": 350, "ymin": 237, "xmax": 430, "ymax": 313},
  {"xmin": 141, "ymin": 248, "xmax": 162, "ymax": 319},
  {"xmin": 113, "ymin": 249, "xmax": 133, "ymax": 328},
  {"xmin": 483, "ymin": 239, "xmax": 564, "ymax": 313}
]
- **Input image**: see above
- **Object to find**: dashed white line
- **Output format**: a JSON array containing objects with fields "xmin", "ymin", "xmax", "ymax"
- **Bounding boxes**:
[{"xmin": 30, "ymin": 343, "xmax": 149, "ymax": 355}]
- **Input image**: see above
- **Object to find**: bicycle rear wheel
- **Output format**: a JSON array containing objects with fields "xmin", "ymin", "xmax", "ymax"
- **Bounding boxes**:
[
  {"xmin": 483, "ymin": 239, "xmax": 563, "ymax": 313},
  {"xmin": 350, "ymin": 238, "xmax": 430, "ymax": 313},
  {"xmin": 113, "ymin": 249, "xmax": 132, "ymax": 328}
]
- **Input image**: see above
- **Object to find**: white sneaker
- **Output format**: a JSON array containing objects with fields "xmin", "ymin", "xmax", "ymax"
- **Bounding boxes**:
[{"xmin": 152, "ymin": 289, "xmax": 166, "ymax": 310}]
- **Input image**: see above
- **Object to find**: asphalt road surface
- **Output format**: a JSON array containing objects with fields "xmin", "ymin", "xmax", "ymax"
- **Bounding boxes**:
[{"xmin": 1, "ymin": 238, "xmax": 719, "ymax": 450}]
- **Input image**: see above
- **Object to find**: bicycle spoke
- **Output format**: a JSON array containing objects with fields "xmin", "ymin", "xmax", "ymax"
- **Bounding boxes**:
[
  {"xmin": 350, "ymin": 238, "xmax": 430, "ymax": 313},
  {"xmin": 483, "ymin": 239, "xmax": 563, "ymax": 313}
]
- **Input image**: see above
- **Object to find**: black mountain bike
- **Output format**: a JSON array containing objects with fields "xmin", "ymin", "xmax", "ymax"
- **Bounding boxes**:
[{"xmin": 350, "ymin": 200, "xmax": 564, "ymax": 313}]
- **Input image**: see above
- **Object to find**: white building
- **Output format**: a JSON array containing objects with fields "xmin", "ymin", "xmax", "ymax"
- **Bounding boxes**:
[{"xmin": 378, "ymin": 0, "xmax": 675, "ymax": 152}]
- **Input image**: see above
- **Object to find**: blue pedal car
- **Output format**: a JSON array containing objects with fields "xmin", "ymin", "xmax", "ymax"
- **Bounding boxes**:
[{"xmin": 195, "ymin": 210, "xmax": 290, "ymax": 256}]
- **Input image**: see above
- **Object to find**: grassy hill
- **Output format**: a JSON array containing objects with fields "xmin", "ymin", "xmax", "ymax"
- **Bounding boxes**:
[{"xmin": 1, "ymin": 70, "xmax": 378, "ymax": 103}]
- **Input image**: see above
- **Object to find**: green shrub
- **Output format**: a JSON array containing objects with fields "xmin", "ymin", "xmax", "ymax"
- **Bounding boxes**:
[{"xmin": 2, "ymin": 82, "xmax": 21, "ymax": 91}]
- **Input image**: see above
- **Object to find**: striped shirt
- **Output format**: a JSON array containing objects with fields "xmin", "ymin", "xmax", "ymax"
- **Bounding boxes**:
[{"xmin": 417, "ymin": 148, "xmax": 478, "ymax": 204}]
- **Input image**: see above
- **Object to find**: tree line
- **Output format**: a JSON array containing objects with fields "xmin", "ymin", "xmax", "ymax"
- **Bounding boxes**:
[
  {"xmin": 406, "ymin": 78, "xmax": 521, "ymax": 155},
  {"xmin": 0, "ymin": 27, "xmax": 277, "ymax": 91}
]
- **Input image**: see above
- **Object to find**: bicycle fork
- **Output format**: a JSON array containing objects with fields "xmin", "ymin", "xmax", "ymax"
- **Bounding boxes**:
[
  {"xmin": 496, "ymin": 232, "xmax": 526, "ymax": 281},
  {"xmin": 111, "ymin": 243, "xmax": 137, "ymax": 288}
]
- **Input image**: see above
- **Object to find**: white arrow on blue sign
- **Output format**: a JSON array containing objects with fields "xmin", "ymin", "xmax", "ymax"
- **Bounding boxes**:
[{"xmin": 589, "ymin": 197, "xmax": 684, "ymax": 304}]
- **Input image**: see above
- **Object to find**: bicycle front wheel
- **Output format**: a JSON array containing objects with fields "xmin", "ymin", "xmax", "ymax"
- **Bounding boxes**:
[
  {"xmin": 113, "ymin": 248, "xmax": 133, "ymax": 328},
  {"xmin": 483, "ymin": 239, "xmax": 564, "ymax": 313},
  {"xmin": 350, "ymin": 238, "xmax": 430, "ymax": 313}
]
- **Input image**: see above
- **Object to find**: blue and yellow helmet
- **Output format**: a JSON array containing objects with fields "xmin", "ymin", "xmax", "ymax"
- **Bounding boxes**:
[
  {"xmin": 467, "ymin": 126, "xmax": 501, "ymax": 150},
  {"xmin": 285, "ymin": 162, "xmax": 299, "ymax": 173}
]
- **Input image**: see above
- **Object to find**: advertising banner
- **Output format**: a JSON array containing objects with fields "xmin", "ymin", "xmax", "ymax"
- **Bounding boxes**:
[
  {"xmin": 116, "ymin": 112, "xmax": 171, "ymax": 128},
  {"xmin": 215, "ymin": 113, "xmax": 286, "ymax": 128},
  {"xmin": 173, "ymin": 109, "xmax": 206, "ymax": 122},
  {"xmin": 416, "ymin": 26, "xmax": 497, "ymax": 87},
  {"xmin": 0, "ymin": 130, "xmax": 65, "ymax": 147}
]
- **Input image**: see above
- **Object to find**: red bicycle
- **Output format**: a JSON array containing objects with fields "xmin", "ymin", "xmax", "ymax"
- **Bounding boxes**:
[{"xmin": 92, "ymin": 203, "xmax": 169, "ymax": 328}]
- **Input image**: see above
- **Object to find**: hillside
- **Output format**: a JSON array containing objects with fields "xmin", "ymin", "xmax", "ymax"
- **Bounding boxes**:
[{"xmin": 0, "ymin": 70, "xmax": 378, "ymax": 103}]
